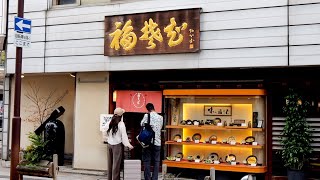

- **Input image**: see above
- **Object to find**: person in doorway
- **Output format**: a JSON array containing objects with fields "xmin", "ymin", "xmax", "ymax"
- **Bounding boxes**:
[
  {"xmin": 106, "ymin": 107, "xmax": 134, "ymax": 180},
  {"xmin": 141, "ymin": 103, "xmax": 163, "ymax": 180}
]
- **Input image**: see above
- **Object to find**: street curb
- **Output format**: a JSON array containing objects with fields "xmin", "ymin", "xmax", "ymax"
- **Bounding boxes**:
[
  {"xmin": 58, "ymin": 166, "xmax": 105, "ymax": 176},
  {"xmin": 1, "ymin": 161, "xmax": 105, "ymax": 176}
]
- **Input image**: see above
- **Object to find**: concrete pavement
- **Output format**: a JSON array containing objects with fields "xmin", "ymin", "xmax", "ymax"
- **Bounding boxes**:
[
  {"xmin": 0, "ymin": 165, "xmax": 168, "ymax": 180},
  {"xmin": 0, "ymin": 165, "xmax": 108, "ymax": 180}
]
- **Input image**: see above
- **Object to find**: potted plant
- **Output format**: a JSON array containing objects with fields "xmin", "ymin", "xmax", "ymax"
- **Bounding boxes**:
[
  {"xmin": 280, "ymin": 89, "xmax": 313, "ymax": 180},
  {"xmin": 17, "ymin": 132, "xmax": 58, "ymax": 178},
  {"xmin": 22, "ymin": 132, "xmax": 50, "ymax": 166}
]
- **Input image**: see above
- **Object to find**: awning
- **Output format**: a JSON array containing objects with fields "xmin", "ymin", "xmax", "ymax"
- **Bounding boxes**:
[{"xmin": 116, "ymin": 91, "xmax": 162, "ymax": 113}]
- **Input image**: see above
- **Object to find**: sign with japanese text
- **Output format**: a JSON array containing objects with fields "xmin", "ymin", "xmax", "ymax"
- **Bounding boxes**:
[
  {"xmin": 116, "ymin": 91, "xmax": 162, "ymax": 113},
  {"xmin": 14, "ymin": 17, "xmax": 32, "ymax": 48},
  {"xmin": 104, "ymin": 8, "xmax": 200, "ymax": 56},
  {"xmin": 100, "ymin": 114, "xmax": 113, "ymax": 131},
  {"xmin": 14, "ymin": 32, "xmax": 31, "ymax": 48}
]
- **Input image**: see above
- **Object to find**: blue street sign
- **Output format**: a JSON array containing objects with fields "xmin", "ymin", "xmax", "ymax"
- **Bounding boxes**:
[{"xmin": 14, "ymin": 17, "xmax": 32, "ymax": 34}]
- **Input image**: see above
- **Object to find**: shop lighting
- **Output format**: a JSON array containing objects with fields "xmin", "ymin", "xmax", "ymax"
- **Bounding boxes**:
[
  {"xmin": 21, "ymin": 74, "xmax": 24, "ymax": 78},
  {"xmin": 69, "ymin": 73, "xmax": 76, "ymax": 78},
  {"xmin": 113, "ymin": 91, "xmax": 117, "ymax": 102}
]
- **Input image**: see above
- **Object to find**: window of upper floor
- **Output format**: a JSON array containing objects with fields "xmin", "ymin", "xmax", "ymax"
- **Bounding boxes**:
[
  {"xmin": 58, "ymin": 0, "xmax": 77, "ymax": 5},
  {"xmin": 53, "ymin": 0, "xmax": 80, "ymax": 6}
]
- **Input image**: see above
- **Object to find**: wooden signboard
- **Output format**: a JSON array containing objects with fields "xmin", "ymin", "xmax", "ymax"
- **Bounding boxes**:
[{"xmin": 104, "ymin": 8, "xmax": 200, "ymax": 56}]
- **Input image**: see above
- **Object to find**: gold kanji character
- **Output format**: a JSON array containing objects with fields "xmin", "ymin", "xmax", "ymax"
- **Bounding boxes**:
[
  {"xmin": 164, "ymin": 17, "xmax": 188, "ymax": 47},
  {"xmin": 139, "ymin": 18, "xmax": 163, "ymax": 49},
  {"xmin": 109, "ymin": 22, "xmax": 123, "ymax": 50},
  {"xmin": 109, "ymin": 20, "xmax": 137, "ymax": 51}
]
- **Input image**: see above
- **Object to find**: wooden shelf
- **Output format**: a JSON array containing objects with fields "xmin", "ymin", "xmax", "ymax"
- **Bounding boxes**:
[
  {"xmin": 165, "ymin": 141, "xmax": 263, "ymax": 149},
  {"xmin": 166, "ymin": 125, "xmax": 263, "ymax": 131},
  {"xmin": 163, "ymin": 160, "xmax": 267, "ymax": 173}
]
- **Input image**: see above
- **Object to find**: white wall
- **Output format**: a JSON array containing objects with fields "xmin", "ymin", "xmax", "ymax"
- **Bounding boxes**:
[
  {"xmin": 9, "ymin": 0, "xmax": 48, "ymax": 13},
  {"xmin": 73, "ymin": 72, "xmax": 109, "ymax": 170},
  {"xmin": 7, "ymin": 1, "xmax": 320, "ymax": 74},
  {"xmin": 9, "ymin": 74, "xmax": 75, "ymax": 154},
  {"xmin": 0, "ymin": 0, "xmax": 3, "ymax": 34},
  {"xmin": 289, "ymin": 3, "xmax": 320, "ymax": 66},
  {"xmin": 11, "ymin": 0, "xmax": 320, "ymax": 73}
]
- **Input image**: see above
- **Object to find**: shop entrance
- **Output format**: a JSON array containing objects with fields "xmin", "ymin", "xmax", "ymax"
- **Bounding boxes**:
[
  {"xmin": 122, "ymin": 112, "xmax": 165, "ymax": 171},
  {"xmin": 123, "ymin": 112, "xmax": 145, "ymax": 160},
  {"xmin": 111, "ymin": 90, "xmax": 164, "ymax": 165}
]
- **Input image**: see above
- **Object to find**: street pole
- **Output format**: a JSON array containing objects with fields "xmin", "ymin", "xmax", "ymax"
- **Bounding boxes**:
[{"xmin": 10, "ymin": 0, "xmax": 24, "ymax": 179}]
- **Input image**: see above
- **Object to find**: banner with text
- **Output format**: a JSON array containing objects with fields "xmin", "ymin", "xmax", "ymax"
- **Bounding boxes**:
[{"xmin": 116, "ymin": 91, "xmax": 162, "ymax": 113}]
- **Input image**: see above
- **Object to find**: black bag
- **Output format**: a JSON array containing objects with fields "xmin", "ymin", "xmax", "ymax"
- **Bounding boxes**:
[{"xmin": 136, "ymin": 113, "xmax": 155, "ymax": 148}]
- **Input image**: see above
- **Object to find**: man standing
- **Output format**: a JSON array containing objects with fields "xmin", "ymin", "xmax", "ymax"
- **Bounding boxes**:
[{"xmin": 140, "ymin": 103, "xmax": 163, "ymax": 180}]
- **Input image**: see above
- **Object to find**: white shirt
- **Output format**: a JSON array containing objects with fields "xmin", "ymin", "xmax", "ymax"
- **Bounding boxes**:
[
  {"xmin": 104, "ymin": 120, "xmax": 131, "ymax": 147},
  {"xmin": 140, "ymin": 111, "xmax": 163, "ymax": 146}
]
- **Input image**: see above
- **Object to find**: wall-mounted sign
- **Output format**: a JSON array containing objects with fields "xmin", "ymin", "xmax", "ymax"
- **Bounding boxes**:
[
  {"xmin": 104, "ymin": 8, "xmax": 200, "ymax": 56},
  {"xmin": 204, "ymin": 106, "xmax": 232, "ymax": 116},
  {"xmin": 116, "ymin": 91, "xmax": 162, "ymax": 113},
  {"xmin": 100, "ymin": 114, "xmax": 113, "ymax": 131}
]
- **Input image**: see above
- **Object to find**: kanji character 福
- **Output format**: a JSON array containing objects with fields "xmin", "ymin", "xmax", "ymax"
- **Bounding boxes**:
[{"xmin": 109, "ymin": 20, "xmax": 137, "ymax": 51}]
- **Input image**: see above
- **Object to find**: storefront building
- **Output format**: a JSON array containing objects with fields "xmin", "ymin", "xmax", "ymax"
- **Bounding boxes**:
[{"xmin": 3, "ymin": 0, "xmax": 320, "ymax": 179}]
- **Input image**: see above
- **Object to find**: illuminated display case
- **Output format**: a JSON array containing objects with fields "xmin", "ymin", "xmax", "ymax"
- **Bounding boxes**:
[{"xmin": 163, "ymin": 89, "xmax": 267, "ymax": 174}]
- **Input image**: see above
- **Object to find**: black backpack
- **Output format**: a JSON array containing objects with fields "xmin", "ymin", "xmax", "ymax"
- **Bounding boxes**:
[{"xmin": 136, "ymin": 113, "xmax": 155, "ymax": 148}]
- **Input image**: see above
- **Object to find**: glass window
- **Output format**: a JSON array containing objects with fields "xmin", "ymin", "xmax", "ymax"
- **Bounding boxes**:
[
  {"xmin": 165, "ymin": 95, "xmax": 267, "ymax": 168},
  {"xmin": 58, "ymin": 0, "xmax": 77, "ymax": 5}
]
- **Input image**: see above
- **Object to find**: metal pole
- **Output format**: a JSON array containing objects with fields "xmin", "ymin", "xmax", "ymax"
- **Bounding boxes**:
[
  {"xmin": 210, "ymin": 167, "xmax": 215, "ymax": 180},
  {"xmin": 10, "ymin": 0, "xmax": 24, "ymax": 178}
]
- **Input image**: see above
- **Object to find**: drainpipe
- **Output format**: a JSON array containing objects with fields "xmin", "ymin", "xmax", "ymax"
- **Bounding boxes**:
[
  {"xmin": 1, "ymin": 0, "xmax": 10, "ymax": 162},
  {"xmin": 287, "ymin": 0, "xmax": 290, "ymax": 66},
  {"xmin": 2, "ymin": 0, "xmax": 8, "ymax": 36}
]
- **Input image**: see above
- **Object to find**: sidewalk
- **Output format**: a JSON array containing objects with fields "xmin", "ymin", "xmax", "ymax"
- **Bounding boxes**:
[
  {"xmin": 0, "ymin": 164, "xmax": 167, "ymax": 180},
  {"xmin": 0, "ymin": 165, "xmax": 107, "ymax": 180}
]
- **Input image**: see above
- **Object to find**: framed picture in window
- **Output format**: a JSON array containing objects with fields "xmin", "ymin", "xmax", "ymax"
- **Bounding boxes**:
[{"xmin": 204, "ymin": 106, "xmax": 232, "ymax": 116}]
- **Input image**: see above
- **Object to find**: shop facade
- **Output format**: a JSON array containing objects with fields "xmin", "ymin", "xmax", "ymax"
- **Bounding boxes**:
[
  {"xmin": 2, "ymin": 0, "xmax": 320, "ymax": 179},
  {"xmin": 110, "ymin": 68, "xmax": 320, "ymax": 179},
  {"xmin": 109, "ymin": 69, "xmax": 269, "ymax": 179}
]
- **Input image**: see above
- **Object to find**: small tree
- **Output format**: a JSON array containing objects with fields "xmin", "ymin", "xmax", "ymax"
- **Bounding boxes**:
[
  {"xmin": 281, "ymin": 89, "xmax": 312, "ymax": 170},
  {"xmin": 24, "ymin": 82, "xmax": 68, "ymax": 127}
]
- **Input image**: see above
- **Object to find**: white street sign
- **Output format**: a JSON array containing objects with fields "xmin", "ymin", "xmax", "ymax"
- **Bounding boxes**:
[{"xmin": 14, "ymin": 32, "xmax": 31, "ymax": 48}]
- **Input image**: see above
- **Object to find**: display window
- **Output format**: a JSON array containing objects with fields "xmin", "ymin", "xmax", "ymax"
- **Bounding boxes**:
[{"xmin": 163, "ymin": 89, "xmax": 267, "ymax": 174}]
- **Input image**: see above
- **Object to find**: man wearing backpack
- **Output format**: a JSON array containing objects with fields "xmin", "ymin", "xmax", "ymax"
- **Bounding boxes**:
[{"xmin": 140, "ymin": 103, "xmax": 163, "ymax": 180}]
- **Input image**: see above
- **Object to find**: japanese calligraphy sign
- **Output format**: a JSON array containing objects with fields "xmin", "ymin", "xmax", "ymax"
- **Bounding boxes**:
[
  {"xmin": 204, "ymin": 106, "xmax": 232, "ymax": 116},
  {"xmin": 104, "ymin": 8, "xmax": 200, "ymax": 56}
]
